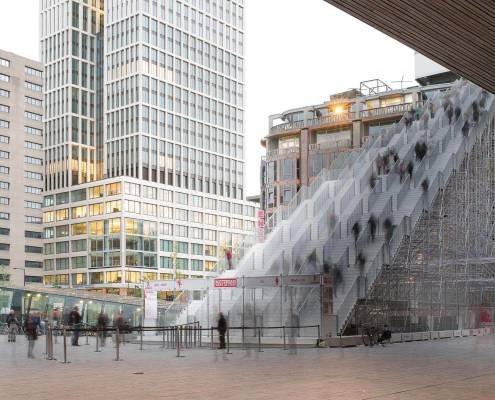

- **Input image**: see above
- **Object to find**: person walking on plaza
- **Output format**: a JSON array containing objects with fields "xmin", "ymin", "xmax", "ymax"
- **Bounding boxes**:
[
  {"xmin": 24, "ymin": 314, "xmax": 38, "ymax": 358},
  {"xmin": 368, "ymin": 214, "xmax": 377, "ymax": 242},
  {"xmin": 6, "ymin": 310, "xmax": 18, "ymax": 343},
  {"xmin": 52, "ymin": 307, "xmax": 61, "ymax": 343},
  {"xmin": 97, "ymin": 311, "xmax": 109, "ymax": 347},
  {"xmin": 114, "ymin": 311, "xmax": 125, "ymax": 345},
  {"xmin": 69, "ymin": 306, "xmax": 82, "ymax": 346},
  {"xmin": 217, "ymin": 312, "xmax": 227, "ymax": 350}
]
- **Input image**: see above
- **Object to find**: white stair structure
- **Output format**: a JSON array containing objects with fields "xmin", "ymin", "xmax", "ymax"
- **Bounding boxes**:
[{"xmin": 176, "ymin": 80, "xmax": 494, "ymax": 337}]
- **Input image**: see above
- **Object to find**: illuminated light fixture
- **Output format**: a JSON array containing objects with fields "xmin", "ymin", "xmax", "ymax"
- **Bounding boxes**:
[{"xmin": 334, "ymin": 105, "xmax": 344, "ymax": 114}]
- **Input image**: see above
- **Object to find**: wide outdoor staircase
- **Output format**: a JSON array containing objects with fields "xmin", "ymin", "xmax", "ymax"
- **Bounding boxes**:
[{"xmin": 176, "ymin": 80, "xmax": 494, "ymax": 336}]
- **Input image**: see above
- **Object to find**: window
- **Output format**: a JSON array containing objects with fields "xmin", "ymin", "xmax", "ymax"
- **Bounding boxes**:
[
  {"xmin": 25, "ymin": 261, "xmax": 42, "ymax": 269},
  {"xmin": 71, "ymin": 222, "xmax": 87, "ymax": 236},
  {"xmin": 89, "ymin": 203, "xmax": 104, "ymax": 216},
  {"xmin": 0, "ymin": 58, "xmax": 9, "ymax": 67},
  {"xmin": 43, "ymin": 227, "xmax": 54, "ymax": 239},
  {"xmin": 204, "ymin": 229, "xmax": 216, "ymax": 241},
  {"xmin": 24, "ymin": 81, "xmax": 42, "ymax": 92},
  {"xmin": 25, "ymin": 215, "xmax": 41, "ymax": 224},
  {"xmin": 205, "ymin": 261, "xmax": 217, "ymax": 272},
  {"xmin": 25, "ymin": 96, "xmax": 42, "ymax": 107},
  {"xmin": 25, "ymin": 186, "xmax": 41, "ymax": 195},
  {"xmin": 56, "ymin": 192, "xmax": 69, "ymax": 205},
  {"xmin": 0, "ymin": 212, "xmax": 9, "ymax": 220},
  {"xmin": 0, "ymin": 89, "xmax": 9, "ymax": 98},
  {"xmin": 0, "ymin": 181, "xmax": 8, "ymax": 190},
  {"xmin": 25, "ymin": 171, "xmax": 42, "ymax": 180},
  {"xmin": 72, "ymin": 273, "xmax": 87, "ymax": 285},
  {"xmin": 25, "ymin": 230, "xmax": 42, "ymax": 239},
  {"xmin": 56, "ymin": 208, "xmax": 69, "ymax": 221},
  {"xmin": 71, "ymin": 205, "xmax": 87, "ymax": 219},
  {"xmin": 0, "ymin": 228, "xmax": 9, "ymax": 235},
  {"xmin": 24, "ymin": 66, "xmax": 42, "ymax": 78},
  {"xmin": 0, "ymin": 197, "xmax": 8, "ymax": 205},
  {"xmin": 0, "ymin": 73, "xmax": 9, "ymax": 82},
  {"xmin": 56, "ymin": 225, "xmax": 69, "ymax": 237},
  {"xmin": 174, "ymin": 225, "xmax": 188, "ymax": 237},
  {"xmin": 71, "ymin": 256, "xmax": 87, "ymax": 269},
  {"xmin": 24, "ymin": 111, "xmax": 42, "ymax": 121},
  {"xmin": 0, "ymin": 120, "xmax": 8, "ymax": 128},
  {"xmin": 0, "ymin": 166, "xmax": 8, "ymax": 174},
  {"xmin": 0, "ymin": 135, "xmax": 9, "ymax": 144},
  {"xmin": 0, "ymin": 243, "xmax": 10, "ymax": 251},
  {"xmin": 176, "ymin": 192, "xmax": 188, "ymax": 205},
  {"xmin": 0, "ymin": 150, "xmax": 9, "ymax": 159},
  {"xmin": 42, "ymin": 211, "xmax": 54, "ymax": 223},
  {"xmin": 71, "ymin": 188, "xmax": 86, "ymax": 202},
  {"xmin": 89, "ymin": 185, "xmax": 104, "ymax": 198},
  {"xmin": 25, "ymin": 245, "xmax": 42, "ymax": 253},
  {"xmin": 160, "ymin": 239, "xmax": 173, "ymax": 252},
  {"xmin": 0, "ymin": 258, "xmax": 10, "ymax": 266},
  {"xmin": 0, "ymin": 105, "xmax": 10, "ymax": 113},
  {"xmin": 56, "ymin": 241, "xmax": 70, "ymax": 254},
  {"xmin": 24, "ymin": 156, "xmax": 43, "ymax": 166},
  {"xmin": 24, "ymin": 141, "xmax": 42, "ymax": 152},
  {"xmin": 106, "ymin": 200, "xmax": 121, "ymax": 213},
  {"xmin": 176, "ymin": 241, "xmax": 188, "ymax": 254},
  {"xmin": 71, "ymin": 239, "xmax": 86, "ymax": 252},
  {"xmin": 106, "ymin": 182, "xmax": 121, "ymax": 196},
  {"xmin": 191, "ymin": 260, "xmax": 203, "ymax": 271},
  {"xmin": 56, "ymin": 258, "xmax": 70, "ymax": 270},
  {"xmin": 24, "ymin": 200, "xmax": 41, "ymax": 209},
  {"xmin": 25, "ymin": 126, "xmax": 42, "ymax": 136}
]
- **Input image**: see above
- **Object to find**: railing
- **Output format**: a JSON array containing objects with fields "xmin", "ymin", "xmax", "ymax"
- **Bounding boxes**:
[
  {"xmin": 266, "ymin": 146, "xmax": 300, "ymax": 159},
  {"xmin": 307, "ymin": 112, "xmax": 355, "ymax": 127},
  {"xmin": 270, "ymin": 119, "xmax": 305, "ymax": 134},
  {"xmin": 309, "ymin": 139, "xmax": 352, "ymax": 151}
]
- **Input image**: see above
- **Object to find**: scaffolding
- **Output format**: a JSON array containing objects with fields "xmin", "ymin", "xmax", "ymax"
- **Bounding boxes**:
[{"xmin": 350, "ymin": 114, "xmax": 495, "ymax": 333}]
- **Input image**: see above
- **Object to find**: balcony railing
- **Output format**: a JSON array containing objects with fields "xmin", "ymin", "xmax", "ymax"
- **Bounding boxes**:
[
  {"xmin": 269, "ymin": 102, "xmax": 425, "ymax": 135},
  {"xmin": 308, "ymin": 139, "xmax": 352, "ymax": 151},
  {"xmin": 266, "ymin": 146, "xmax": 300, "ymax": 158}
]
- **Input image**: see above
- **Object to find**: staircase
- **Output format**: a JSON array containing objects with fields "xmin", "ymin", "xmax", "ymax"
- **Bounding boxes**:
[{"xmin": 175, "ymin": 80, "xmax": 494, "ymax": 336}]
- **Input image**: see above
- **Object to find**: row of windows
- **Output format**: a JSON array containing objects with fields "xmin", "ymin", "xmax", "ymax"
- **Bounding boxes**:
[
  {"xmin": 0, "ymin": 212, "xmax": 40, "ymax": 224},
  {"xmin": 0, "ymin": 259, "xmax": 42, "ymax": 268},
  {"xmin": 0, "ymin": 58, "xmax": 42, "ymax": 78}
]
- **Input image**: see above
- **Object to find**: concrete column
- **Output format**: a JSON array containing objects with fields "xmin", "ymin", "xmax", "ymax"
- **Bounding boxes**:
[
  {"xmin": 352, "ymin": 120, "xmax": 363, "ymax": 148},
  {"xmin": 300, "ymin": 129, "xmax": 310, "ymax": 187}
]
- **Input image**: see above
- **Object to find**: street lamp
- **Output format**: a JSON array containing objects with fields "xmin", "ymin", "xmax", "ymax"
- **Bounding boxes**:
[{"xmin": 12, "ymin": 268, "xmax": 25, "ymax": 286}]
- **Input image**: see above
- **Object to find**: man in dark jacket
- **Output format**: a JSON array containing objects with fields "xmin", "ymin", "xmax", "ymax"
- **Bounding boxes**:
[
  {"xmin": 217, "ymin": 313, "xmax": 227, "ymax": 349},
  {"xmin": 69, "ymin": 306, "xmax": 82, "ymax": 346}
]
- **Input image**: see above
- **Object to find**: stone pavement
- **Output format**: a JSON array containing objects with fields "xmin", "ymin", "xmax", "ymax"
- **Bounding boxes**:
[{"xmin": 1, "ymin": 334, "xmax": 495, "ymax": 400}]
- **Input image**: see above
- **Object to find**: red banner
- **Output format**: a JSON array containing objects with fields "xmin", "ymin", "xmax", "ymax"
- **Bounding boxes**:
[{"xmin": 214, "ymin": 278, "xmax": 238, "ymax": 288}]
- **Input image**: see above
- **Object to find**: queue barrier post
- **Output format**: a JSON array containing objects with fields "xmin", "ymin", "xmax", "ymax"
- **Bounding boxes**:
[
  {"xmin": 210, "ymin": 326, "xmax": 214, "ymax": 350},
  {"xmin": 114, "ymin": 327, "xmax": 122, "ymax": 361},
  {"xmin": 95, "ymin": 328, "xmax": 101, "ymax": 352},
  {"xmin": 258, "ymin": 327, "xmax": 263, "ymax": 353},
  {"xmin": 283, "ymin": 326, "xmax": 287, "ymax": 350},
  {"xmin": 61, "ymin": 328, "xmax": 70, "ymax": 364},
  {"xmin": 226, "ymin": 328, "xmax": 231, "ymax": 354},
  {"xmin": 140, "ymin": 325, "xmax": 143, "ymax": 351}
]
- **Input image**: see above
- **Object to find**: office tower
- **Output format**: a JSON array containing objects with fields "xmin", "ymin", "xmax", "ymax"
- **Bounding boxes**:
[
  {"xmin": 0, "ymin": 49, "xmax": 44, "ymax": 286},
  {"xmin": 40, "ymin": 0, "xmax": 255, "ymax": 293}
]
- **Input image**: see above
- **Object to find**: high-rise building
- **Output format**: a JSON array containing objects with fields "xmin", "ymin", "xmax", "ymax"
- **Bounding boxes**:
[
  {"xmin": 40, "ymin": 0, "xmax": 254, "ymax": 293},
  {"xmin": 0, "ymin": 49, "xmax": 44, "ymax": 286}
]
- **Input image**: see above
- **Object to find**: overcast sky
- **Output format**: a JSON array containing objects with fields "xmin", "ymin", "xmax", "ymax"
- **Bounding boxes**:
[{"xmin": 0, "ymin": 0, "xmax": 415, "ymax": 197}]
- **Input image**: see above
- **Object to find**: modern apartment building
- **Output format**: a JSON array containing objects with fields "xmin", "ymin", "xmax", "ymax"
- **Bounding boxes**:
[
  {"xmin": 40, "ymin": 0, "xmax": 254, "ymax": 294},
  {"xmin": 0, "ymin": 50, "xmax": 44, "ymax": 286},
  {"xmin": 260, "ymin": 79, "xmax": 453, "ymax": 217}
]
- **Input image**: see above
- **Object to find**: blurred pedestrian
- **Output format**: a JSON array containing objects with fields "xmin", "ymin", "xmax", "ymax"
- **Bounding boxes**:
[
  {"xmin": 399, "ymin": 162, "xmax": 406, "ymax": 183},
  {"xmin": 217, "ymin": 312, "xmax": 227, "ymax": 350},
  {"xmin": 454, "ymin": 106, "xmax": 461, "ymax": 122},
  {"xmin": 446, "ymin": 105, "xmax": 453, "ymax": 125},
  {"xmin": 351, "ymin": 221, "xmax": 361, "ymax": 246},
  {"xmin": 407, "ymin": 161, "xmax": 414, "ymax": 181},
  {"xmin": 24, "ymin": 314, "xmax": 38, "ymax": 359},
  {"xmin": 462, "ymin": 120, "xmax": 470, "ymax": 137},
  {"xmin": 472, "ymin": 102, "xmax": 479, "ymax": 123},
  {"xmin": 421, "ymin": 177, "xmax": 429, "ymax": 193},
  {"xmin": 383, "ymin": 218, "xmax": 394, "ymax": 242},
  {"xmin": 69, "ymin": 306, "xmax": 82, "ymax": 346},
  {"xmin": 368, "ymin": 214, "xmax": 377, "ymax": 241},
  {"xmin": 369, "ymin": 174, "xmax": 376, "ymax": 190},
  {"xmin": 97, "ymin": 311, "xmax": 109, "ymax": 347},
  {"xmin": 114, "ymin": 311, "xmax": 125, "ymax": 345},
  {"xmin": 356, "ymin": 252, "xmax": 366, "ymax": 275},
  {"xmin": 6, "ymin": 310, "xmax": 18, "ymax": 343}
]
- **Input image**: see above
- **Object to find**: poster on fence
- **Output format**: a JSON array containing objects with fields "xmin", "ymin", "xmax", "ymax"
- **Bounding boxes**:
[{"xmin": 144, "ymin": 282, "xmax": 157, "ymax": 320}]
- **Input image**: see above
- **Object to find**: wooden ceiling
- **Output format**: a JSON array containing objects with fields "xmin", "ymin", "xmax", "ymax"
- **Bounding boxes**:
[{"xmin": 324, "ymin": 0, "xmax": 495, "ymax": 94}]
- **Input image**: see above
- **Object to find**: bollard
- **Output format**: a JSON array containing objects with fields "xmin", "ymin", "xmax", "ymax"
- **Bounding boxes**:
[
  {"xmin": 283, "ymin": 326, "xmax": 287, "ymax": 350},
  {"xmin": 95, "ymin": 329, "xmax": 101, "ymax": 352},
  {"xmin": 140, "ymin": 325, "xmax": 143, "ymax": 351},
  {"xmin": 199, "ymin": 325, "xmax": 202, "ymax": 347},
  {"xmin": 317, "ymin": 325, "xmax": 321, "ymax": 342},
  {"xmin": 176, "ymin": 326, "xmax": 185, "ymax": 357},
  {"xmin": 162, "ymin": 328, "xmax": 166, "ymax": 349},
  {"xmin": 114, "ymin": 327, "xmax": 122, "ymax": 361},
  {"xmin": 194, "ymin": 325, "xmax": 197, "ymax": 347},
  {"xmin": 61, "ymin": 328, "xmax": 70, "ymax": 364},
  {"xmin": 210, "ymin": 327, "xmax": 214, "ymax": 350},
  {"xmin": 167, "ymin": 328, "xmax": 170, "ymax": 348},
  {"xmin": 257, "ymin": 327, "xmax": 263, "ymax": 353},
  {"xmin": 226, "ymin": 328, "xmax": 231, "ymax": 354}
]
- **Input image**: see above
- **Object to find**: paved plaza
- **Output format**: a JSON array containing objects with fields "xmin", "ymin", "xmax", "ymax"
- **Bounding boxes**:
[{"xmin": 1, "ymin": 334, "xmax": 495, "ymax": 399}]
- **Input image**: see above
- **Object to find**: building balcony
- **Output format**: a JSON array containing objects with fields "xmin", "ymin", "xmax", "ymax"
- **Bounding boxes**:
[
  {"xmin": 309, "ymin": 139, "xmax": 352, "ymax": 151},
  {"xmin": 269, "ymin": 102, "xmax": 423, "ymax": 135},
  {"xmin": 266, "ymin": 146, "xmax": 300, "ymax": 160}
]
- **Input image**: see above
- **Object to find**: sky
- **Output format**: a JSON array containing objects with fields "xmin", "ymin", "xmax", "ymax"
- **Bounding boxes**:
[{"xmin": 0, "ymin": 0, "xmax": 415, "ymax": 197}]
